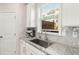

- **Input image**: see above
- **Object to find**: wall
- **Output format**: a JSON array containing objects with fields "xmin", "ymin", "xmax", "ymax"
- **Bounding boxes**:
[
  {"xmin": 0, "ymin": 3, "xmax": 26, "ymax": 54},
  {"xmin": 62, "ymin": 3, "xmax": 79, "ymax": 26}
]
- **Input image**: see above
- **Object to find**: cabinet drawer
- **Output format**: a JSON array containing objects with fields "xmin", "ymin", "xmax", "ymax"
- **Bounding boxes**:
[{"xmin": 25, "ymin": 43, "xmax": 46, "ymax": 55}]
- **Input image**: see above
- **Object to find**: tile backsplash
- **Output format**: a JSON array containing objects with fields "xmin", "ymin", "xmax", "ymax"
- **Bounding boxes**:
[{"xmin": 62, "ymin": 26, "xmax": 79, "ymax": 38}]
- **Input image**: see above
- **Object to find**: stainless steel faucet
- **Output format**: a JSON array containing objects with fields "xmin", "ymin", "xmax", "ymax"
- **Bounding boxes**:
[
  {"xmin": 39, "ymin": 30, "xmax": 50, "ymax": 47},
  {"xmin": 44, "ymin": 30, "xmax": 48, "ymax": 41},
  {"xmin": 39, "ymin": 30, "xmax": 48, "ymax": 41}
]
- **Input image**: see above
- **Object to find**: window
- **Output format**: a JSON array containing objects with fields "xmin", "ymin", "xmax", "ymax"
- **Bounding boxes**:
[{"xmin": 37, "ymin": 3, "xmax": 62, "ymax": 35}]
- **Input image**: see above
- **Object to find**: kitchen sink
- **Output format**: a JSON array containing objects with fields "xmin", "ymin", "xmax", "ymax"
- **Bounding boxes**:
[{"xmin": 30, "ymin": 39, "xmax": 52, "ymax": 48}]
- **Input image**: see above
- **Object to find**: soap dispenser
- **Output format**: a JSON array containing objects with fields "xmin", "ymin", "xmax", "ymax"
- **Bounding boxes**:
[{"xmin": 73, "ymin": 27, "xmax": 77, "ymax": 38}]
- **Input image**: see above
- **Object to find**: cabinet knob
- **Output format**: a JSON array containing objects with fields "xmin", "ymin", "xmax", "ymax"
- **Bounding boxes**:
[
  {"xmin": 31, "ymin": 53, "xmax": 33, "ymax": 55},
  {"xmin": 14, "ymin": 50, "xmax": 17, "ymax": 54},
  {"xmin": 0, "ymin": 36, "xmax": 3, "ymax": 38}
]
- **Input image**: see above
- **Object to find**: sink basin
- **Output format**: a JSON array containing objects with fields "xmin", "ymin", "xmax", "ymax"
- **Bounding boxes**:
[{"xmin": 30, "ymin": 39, "xmax": 52, "ymax": 48}]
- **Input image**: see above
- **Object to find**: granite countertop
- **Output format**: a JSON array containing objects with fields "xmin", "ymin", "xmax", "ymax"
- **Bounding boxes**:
[
  {"xmin": 21, "ymin": 37, "xmax": 79, "ymax": 55},
  {"xmin": 22, "ymin": 37, "xmax": 49, "ymax": 55}
]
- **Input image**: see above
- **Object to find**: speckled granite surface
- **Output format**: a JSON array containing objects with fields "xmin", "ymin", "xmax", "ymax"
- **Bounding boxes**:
[{"xmin": 22, "ymin": 37, "xmax": 79, "ymax": 55}]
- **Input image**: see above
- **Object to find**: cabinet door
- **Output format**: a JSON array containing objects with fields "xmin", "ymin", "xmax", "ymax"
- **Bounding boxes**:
[
  {"xmin": 20, "ymin": 40, "xmax": 27, "ymax": 55},
  {"xmin": 25, "ymin": 43, "xmax": 33, "ymax": 55},
  {"xmin": 20, "ymin": 40, "xmax": 46, "ymax": 55},
  {"xmin": 26, "ymin": 4, "xmax": 36, "ymax": 27},
  {"xmin": 20, "ymin": 40, "xmax": 32, "ymax": 55},
  {"xmin": 26, "ymin": 43, "xmax": 46, "ymax": 55}
]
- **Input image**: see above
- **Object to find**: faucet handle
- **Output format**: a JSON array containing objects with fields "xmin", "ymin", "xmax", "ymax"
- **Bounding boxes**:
[{"xmin": 38, "ymin": 35, "xmax": 41, "ymax": 39}]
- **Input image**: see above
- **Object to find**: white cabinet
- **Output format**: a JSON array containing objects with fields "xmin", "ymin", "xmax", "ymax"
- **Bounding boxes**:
[
  {"xmin": 20, "ymin": 40, "xmax": 27, "ymax": 54},
  {"xmin": 62, "ymin": 3, "xmax": 79, "ymax": 26},
  {"xmin": 25, "ymin": 43, "xmax": 33, "ymax": 55},
  {"xmin": 26, "ymin": 4, "xmax": 36, "ymax": 27},
  {"xmin": 20, "ymin": 40, "xmax": 46, "ymax": 55},
  {"xmin": 25, "ymin": 42, "xmax": 46, "ymax": 55},
  {"xmin": 20, "ymin": 40, "xmax": 33, "ymax": 55}
]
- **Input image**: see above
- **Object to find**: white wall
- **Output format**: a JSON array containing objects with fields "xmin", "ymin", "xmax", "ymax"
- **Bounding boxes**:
[
  {"xmin": 0, "ymin": 3, "xmax": 26, "ymax": 54},
  {"xmin": 62, "ymin": 3, "xmax": 79, "ymax": 26}
]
